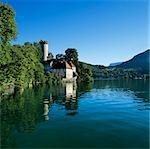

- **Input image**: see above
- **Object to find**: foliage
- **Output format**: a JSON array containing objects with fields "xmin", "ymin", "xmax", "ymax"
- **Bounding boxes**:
[
  {"xmin": 34, "ymin": 63, "xmax": 45, "ymax": 84},
  {"xmin": 0, "ymin": 42, "xmax": 43, "ymax": 91},
  {"xmin": 78, "ymin": 61, "xmax": 146, "ymax": 80},
  {"xmin": 0, "ymin": 2, "xmax": 17, "ymax": 43},
  {"xmin": 93, "ymin": 67, "xmax": 145, "ymax": 80},
  {"xmin": 56, "ymin": 54, "xmax": 65, "ymax": 62},
  {"xmin": 46, "ymin": 73, "xmax": 62, "ymax": 85},
  {"xmin": 64, "ymin": 48, "xmax": 94, "ymax": 82},
  {"xmin": 0, "ymin": 3, "xmax": 63, "ymax": 95},
  {"xmin": 48, "ymin": 52, "xmax": 54, "ymax": 59},
  {"xmin": 65, "ymin": 48, "xmax": 78, "ymax": 66},
  {"xmin": 33, "ymin": 42, "xmax": 43, "ymax": 61},
  {"xmin": 115, "ymin": 49, "xmax": 150, "ymax": 74},
  {"xmin": 78, "ymin": 62, "xmax": 93, "ymax": 82}
]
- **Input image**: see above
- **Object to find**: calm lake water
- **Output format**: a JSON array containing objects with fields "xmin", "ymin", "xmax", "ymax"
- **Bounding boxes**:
[{"xmin": 1, "ymin": 80, "xmax": 149, "ymax": 148}]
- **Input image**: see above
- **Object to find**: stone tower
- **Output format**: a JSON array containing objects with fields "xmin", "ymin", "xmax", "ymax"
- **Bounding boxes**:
[{"xmin": 40, "ymin": 40, "xmax": 48, "ymax": 61}]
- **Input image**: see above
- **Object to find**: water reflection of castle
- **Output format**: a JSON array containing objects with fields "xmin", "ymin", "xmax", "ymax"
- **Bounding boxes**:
[
  {"xmin": 65, "ymin": 82, "xmax": 76, "ymax": 100},
  {"xmin": 43, "ymin": 82, "xmax": 77, "ymax": 120}
]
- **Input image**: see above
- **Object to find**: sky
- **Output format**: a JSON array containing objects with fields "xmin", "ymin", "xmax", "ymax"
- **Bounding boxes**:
[{"xmin": 2, "ymin": 0, "xmax": 149, "ymax": 66}]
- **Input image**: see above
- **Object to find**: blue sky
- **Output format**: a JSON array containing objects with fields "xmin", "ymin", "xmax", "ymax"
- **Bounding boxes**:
[{"xmin": 2, "ymin": 0, "xmax": 149, "ymax": 66}]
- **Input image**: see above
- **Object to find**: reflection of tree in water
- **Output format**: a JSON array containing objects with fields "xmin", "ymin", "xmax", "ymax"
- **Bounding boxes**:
[
  {"xmin": 77, "ymin": 81, "xmax": 93, "ymax": 96},
  {"xmin": 1, "ymin": 87, "xmax": 45, "ymax": 148},
  {"xmin": 1, "ymin": 81, "xmax": 99, "ymax": 148}
]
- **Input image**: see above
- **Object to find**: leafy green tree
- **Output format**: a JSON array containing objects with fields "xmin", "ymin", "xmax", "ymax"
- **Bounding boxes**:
[
  {"xmin": 0, "ymin": 3, "xmax": 64, "ymax": 95},
  {"xmin": 0, "ymin": 41, "xmax": 47, "ymax": 94},
  {"xmin": 65, "ymin": 48, "xmax": 78, "ymax": 66},
  {"xmin": 56, "ymin": 54, "xmax": 65, "ymax": 62},
  {"xmin": 46, "ymin": 73, "xmax": 62, "ymax": 85},
  {"xmin": 78, "ymin": 63, "xmax": 93, "ymax": 82},
  {"xmin": 33, "ymin": 42, "xmax": 43, "ymax": 61},
  {"xmin": 48, "ymin": 52, "xmax": 54, "ymax": 59},
  {"xmin": 34, "ymin": 63, "xmax": 45, "ymax": 84},
  {"xmin": 0, "ymin": 2, "xmax": 17, "ymax": 43}
]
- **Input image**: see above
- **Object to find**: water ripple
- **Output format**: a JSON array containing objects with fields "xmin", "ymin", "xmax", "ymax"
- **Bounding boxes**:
[{"xmin": 79, "ymin": 88, "xmax": 149, "ymax": 111}]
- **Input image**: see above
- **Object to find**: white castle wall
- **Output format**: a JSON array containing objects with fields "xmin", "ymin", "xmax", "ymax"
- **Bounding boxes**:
[{"xmin": 66, "ymin": 69, "xmax": 73, "ymax": 79}]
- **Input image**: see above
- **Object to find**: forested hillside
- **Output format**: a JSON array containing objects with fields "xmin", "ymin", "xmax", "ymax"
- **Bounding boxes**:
[{"xmin": 115, "ymin": 50, "xmax": 149, "ymax": 74}]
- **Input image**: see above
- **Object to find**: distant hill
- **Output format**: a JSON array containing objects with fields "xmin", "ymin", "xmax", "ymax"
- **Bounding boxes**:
[
  {"xmin": 79, "ymin": 61, "xmax": 106, "ymax": 70},
  {"xmin": 115, "ymin": 50, "xmax": 150, "ymax": 74},
  {"xmin": 79, "ymin": 49, "xmax": 149, "ymax": 78},
  {"xmin": 109, "ymin": 62, "xmax": 123, "ymax": 67}
]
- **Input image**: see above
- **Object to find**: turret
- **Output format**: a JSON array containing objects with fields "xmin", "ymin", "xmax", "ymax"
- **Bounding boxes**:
[{"xmin": 40, "ymin": 40, "xmax": 48, "ymax": 61}]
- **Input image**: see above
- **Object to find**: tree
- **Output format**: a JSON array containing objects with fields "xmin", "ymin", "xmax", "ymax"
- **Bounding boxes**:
[
  {"xmin": 56, "ymin": 54, "xmax": 65, "ymax": 62},
  {"xmin": 34, "ymin": 63, "xmax": 45, "ymax": 84},
  {"xmin": 48, "ymin": 52, "xmax": 54, "ymax": 60},
  {"xmin": 78, "ymin": 63, "xmax": 93, "ymax": 82},
  {"xmin": 65, "ymin": 48, "xmax": 78, "ymax": 66},
  {"xmin": 33, "ymin": 42, "xmax": 43, "ymax": 61},
  {"xmin": 0, "ymin": 2, "xmax": 17, "ymax": 43},
  {"xmin": 0, "ymin": 3, "xmax": 63, "ymax": 94}
]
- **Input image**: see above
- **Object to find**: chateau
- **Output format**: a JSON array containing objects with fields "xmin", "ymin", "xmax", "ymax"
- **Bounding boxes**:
[{"xmin": 40, "ymin": 40, "xmax": 77, "ymax": 82}]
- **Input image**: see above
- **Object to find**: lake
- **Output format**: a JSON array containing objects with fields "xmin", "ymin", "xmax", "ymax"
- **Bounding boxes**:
[{"xmin": 1, "ymin": 80, "xmax": 149, "ymax": 148}]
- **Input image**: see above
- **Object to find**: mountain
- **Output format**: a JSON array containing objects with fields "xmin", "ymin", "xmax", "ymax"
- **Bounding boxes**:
[
  {"xmin": 115, "ymin": 49, "xmax": 150, "ymax": 74},
  {"xmin": 109, "ymin": 62, "xmax": 123, "ymax": 67}
]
